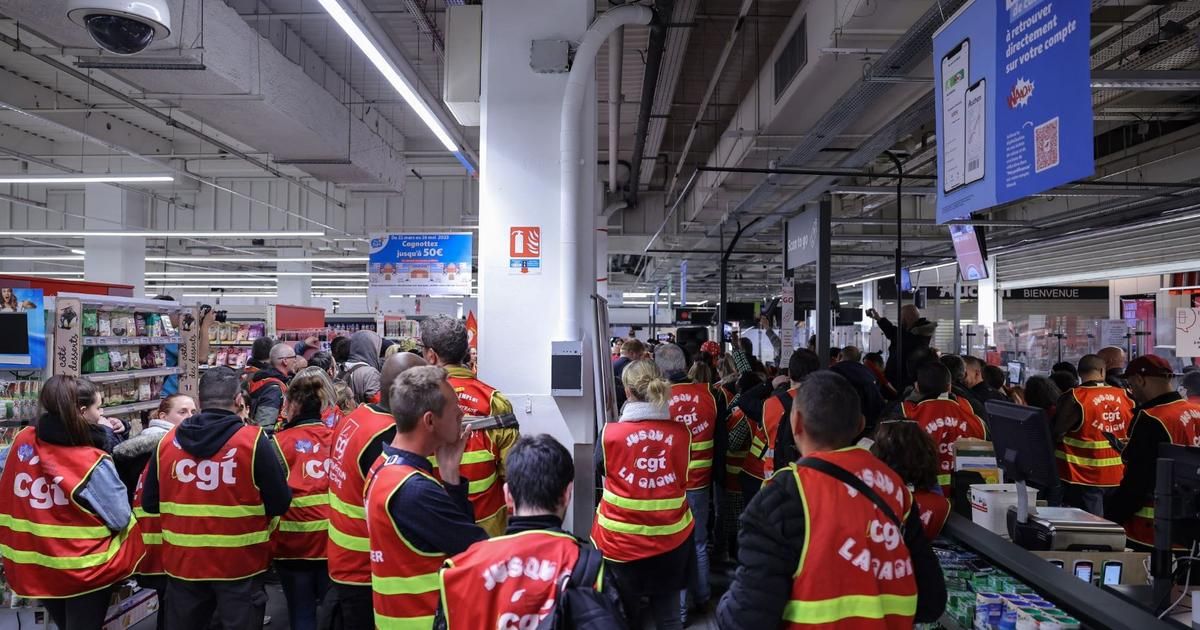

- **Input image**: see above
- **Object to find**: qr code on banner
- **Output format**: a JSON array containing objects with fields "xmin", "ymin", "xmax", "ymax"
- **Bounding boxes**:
[{"xmin": 1034, "ymin": 117, "xmax": 1060, "ymax": 173}]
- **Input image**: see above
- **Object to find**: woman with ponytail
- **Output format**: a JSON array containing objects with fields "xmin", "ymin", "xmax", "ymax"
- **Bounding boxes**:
[{"xmin": 592, "ymin": 360, "xmax": 695, "ymax": 630}]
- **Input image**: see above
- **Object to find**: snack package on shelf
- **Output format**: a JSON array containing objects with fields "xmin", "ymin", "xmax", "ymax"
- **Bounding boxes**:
[
  {"xmin": 160, "ymin": 314, "xmax": 177, "ymax": 336},
  {"xmin": 98, "ymin": 311, "xmax": 113, "ymax": 337},
  {"xmin": 249, "ymin": 323, "xmax": 265, "ymax": 340},
  {"xmin": 128, "ymin": 347, "xmax": 142, "ymax": 370},
  {"xmin": 83, "ymin": 310, "xmax": 99, "ymax": 336},
  {"xmin": 120, "ymin": 380, "xmax": 138, "ymax": 405},
  {"xmin": 149, "ymin": 377, "xmax": 163, "ymax": 399},
  {"xmin": 233, "ymin": 350, "xmax": 249, "ymax": 369},
  {"xmin": 0, "ymin": 379, "xmax": 40, "ymax": 424},
  {"xmin": 208, "ymin": 324, "xmax": 218, "ymax": 343},
  {"xmin": 215, "ymin": 349, "xmax": 229, "ymax": 366},
  {"xmin": 138, "ymin": 379, "xmax": 153, "ymax": 402},
  {"xmin": 83, "ymin": 347, "xmax": 110, "ymax": 374},
  {"xmin": 108, "ymin": 349, "xmax": 127, "ymax": 372},
  {"xmin": 109, "ymin": 311, "xmax": 130, "ymax": 337}
]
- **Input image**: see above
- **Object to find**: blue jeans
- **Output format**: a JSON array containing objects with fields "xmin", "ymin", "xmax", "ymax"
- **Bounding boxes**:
[
  {"xmin": 278, "ymin": 563, "xmax": 331, "ymax": 630},
  {"xmin": 681, "ymin": 487, "xmax": 712, "ymax": 615}
]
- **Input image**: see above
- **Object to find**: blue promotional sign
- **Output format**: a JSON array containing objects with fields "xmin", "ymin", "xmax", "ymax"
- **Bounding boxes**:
[
  {"xmin": 0, "ymin": 288, "xmax": 46, "ymax": 370},
  {"xmin": 369, "ymin": 233, "xmax": 473, "ymax": 296},
  {"xmin": 934, "ymin": 0, "xmax": 1093, "ymax": 224}
]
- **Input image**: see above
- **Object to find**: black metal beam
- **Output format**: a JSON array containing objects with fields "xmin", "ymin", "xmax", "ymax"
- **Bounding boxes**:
[{"xmin": 626, "ymin": 2, "xmax": 670, "ymax": 207}]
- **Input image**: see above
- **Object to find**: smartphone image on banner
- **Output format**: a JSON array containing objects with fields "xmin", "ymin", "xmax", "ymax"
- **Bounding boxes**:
[
  {"xmin": 1073, "ymin": 560, "xmax": 1093, "ymax": 583},
  {"xmin": 940, "ymin": 38, "xmax": 970, "ymax": 194},
  {"xmin": 964, "ymin": 78, "xmax": 986, "ymax": 185},
  {"xmin": 1102, "ymin": 561, "xmax": 1123, "ymax": 585}
]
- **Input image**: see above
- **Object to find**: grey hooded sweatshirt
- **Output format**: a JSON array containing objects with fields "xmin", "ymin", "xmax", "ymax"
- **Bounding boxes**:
[{"xmin": 342, "ymin": 330, "xmax": 382, "ymax": 404}]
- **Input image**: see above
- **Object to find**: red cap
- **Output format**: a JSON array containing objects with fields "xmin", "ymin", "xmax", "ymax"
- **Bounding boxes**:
[
  {"xmin": 1126, "ymin": 354, "xmax": 1175, "ymax": 378},
  {"xmin": 701, "ymin": 340, "xmax": 721, "ymax": 356}
]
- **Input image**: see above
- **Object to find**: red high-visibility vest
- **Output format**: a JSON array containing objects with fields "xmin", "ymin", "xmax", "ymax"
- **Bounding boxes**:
[
  {"xmin": 913, "ymin": 489, "xmax": 950, "ymax": 542},
  {"xmin": 327, "ymin": 404, "xmax": 395, "ymax": 585},
  {"xmin": 1122, "ymin": 399, "xmax": 1200, "ymax": 547},
  {"xmin": 783, "ymin": 447, "xmax": 918, "ymax": 628},
  {"xmin": 669, "ymin": 382, "xmax": 718, "ymax": 490},
  {"xmin": 725, "ymin": 409, "xmax": 750, "ymax": 491},
  {"xmin": 0, "ymin": 428, "xmax": 143, "ymax": 598},
  {"xmin": 591, "ymin": 419, "xmax": 694, "ymax": 562},
  {"xmin": 762, "ymin": 390, "xmax": 797, "ymax": 479},
  {"xmin": 901, "ymin": 398, "xmax": 987, "ymax": 494},
  {"xmin": 1056, "ymin": 384, "xmax": 1133, "ymax": 487},
  {"xmin": 132, "ymin": 465, "xmax": 162, "ymax": 575},
  {"xmin": 743, "ymin": 409, "xmax": 767, "ymax": 481},
  {"xmin": 273, "ymin": 420, "xmax": 333, "ymax": 560},
  {"xmin": 366, "ymin": 459, "xmax": 446, "ymax": 629},
  {"xmin": 446, "ymin": 374, "xmax": 506, "ymax": 525},
  {"xmin": 156, "ymin": 425, "xmax": 273, "ymax": 580},
  {"xmin": 438, "ymin": 530, "xmax": 587, "ymax": 630}
]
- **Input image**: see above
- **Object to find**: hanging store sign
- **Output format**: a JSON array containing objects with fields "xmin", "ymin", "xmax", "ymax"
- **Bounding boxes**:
[
  {"xmin": 780, "ymin": 278, "xmax": 795, "ymax": 367},
  {"xmin": 1177, "ymin": 308, "xmax": 1200, "ymax": 358},
  {"xmin": 369, "ymin": 233, "xmax": 474, "ymax": 295},
  {"xmin": 933, "ymin": 0, "xmax": 1093, "ymax": 223},
  {"xmin": 877, "ymin": 282, "xmax": 1107, "ymax": 301},
  {"xmin": 785, "ymin": 209, "xmax": 820, "ymax": 269}
]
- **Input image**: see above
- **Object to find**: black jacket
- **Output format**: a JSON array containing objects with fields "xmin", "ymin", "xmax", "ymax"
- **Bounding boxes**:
[
  {"xmin": 1105, "ymin": 392, "xmax": 1181, "ymax": 527},
  {"xmin": 953, "ymin": 383, "xmax": 989, "ymax": 424},
  {"xmin": 716, "ymin": 466, "xmax": 947, "ymax": 627},
  {"xmin": 248, "ymin": 368, "xmax": 289, "ymax": 429},
  {"xmin": 141, "ymin": 408, "xmax": 292, "ymax": 517},
  {"xmin": 877, "ymin": 317, "xmax": 937, "ymax": 388},
  {"xmin": 972, "ymin": 382, "xmax": 1010, "ymax": 404},
  {"xmin": 831, "ymin": 361, "xmax": 887, "ymax": 431}
]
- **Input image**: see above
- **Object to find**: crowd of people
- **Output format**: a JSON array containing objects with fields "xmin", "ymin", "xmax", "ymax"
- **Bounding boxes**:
[{"xmin": 5, "ymin": 300, "xmax": 1200, "ymax": 630}]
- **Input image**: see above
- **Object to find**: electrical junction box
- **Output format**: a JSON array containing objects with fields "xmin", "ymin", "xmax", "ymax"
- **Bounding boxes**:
[
  {"xmin": 550, "ymin": 340, "xmax": 584, "ymax": 396},
  {"xmin": 531, "ymin": 39, "xmax": 571, "ymax": 74},
  {"xmin": 443, "ymin": 5, "xmax": 482, "ymax": 126}
]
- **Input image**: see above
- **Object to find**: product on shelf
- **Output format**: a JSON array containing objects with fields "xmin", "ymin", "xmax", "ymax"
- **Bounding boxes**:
[
  {"xmin": 0, "ymin": 379, "xmax": 39, "ymax": 425},
  {"xmin": 932, "ymin": 545, "xmax": 1081, "ymax": 629},
  {"xmin": 208, "ymin": 322, "xmax": 266, "ymax": 345}
]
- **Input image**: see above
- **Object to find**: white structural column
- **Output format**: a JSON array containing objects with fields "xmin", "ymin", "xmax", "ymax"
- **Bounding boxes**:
[
  {"xmin": 978, "ymin": 254, "xmax": 999, "ymax": 331},
  {"xmin": 277, "ymin": 248, "xmax": 312, "ymax": 306},
  {"xmin": 84, "ymin": 184, "xmax": 146, "ymax": 295},
  {"xmin": 477, "ymin": 0, "xmax": 598, "ymax": 531}
]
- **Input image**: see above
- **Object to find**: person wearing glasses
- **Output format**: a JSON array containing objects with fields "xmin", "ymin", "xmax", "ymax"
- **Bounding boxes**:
[{"xmin": 247, "ymin": 342, "xmax": 297, "ymax": 428}]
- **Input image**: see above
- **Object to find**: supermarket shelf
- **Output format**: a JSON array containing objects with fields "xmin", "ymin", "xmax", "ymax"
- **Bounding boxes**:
[
  {"xmin": 101, "ymin": 400, "xmax": 161, "ymax": 415},
  {"xmin": 58, "ymin": 292, "xmax": 186, "ymax": 310},
  {"xmin": 83, "ymin": 336, "xmax": 181, "ymax": 347},
  {"xmin": 83, "ymin": 367, "xmax": 181, "ymax": 383},
  {"xmin": 937, "ymin": 613, "xmax": 967, "ymax": 630},
  {"xmin": 209, "ymin": 341, "xmax": 257, "ymax": 347}
]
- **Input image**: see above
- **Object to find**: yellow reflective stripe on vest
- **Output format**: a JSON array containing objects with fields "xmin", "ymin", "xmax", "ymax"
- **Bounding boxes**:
[
  {"xmin": 161, "ymin": 529, "xmax": 270, "ymax": 548},
  {"xmin": 725, "ymin": 465, "xmax": 743, "ymax": 475},
  {"xmin": 1135, "ymin": 506, "xmax": 1155, "ymax": 519},
  {"xmin": 328, "ymin": 523, "xmax": 370, "ymax": 552},
  {"xmin": 0, "ymin": 514, "xmax": 112, "ymax": 539},
  {"xmin": 132, "ymin": 508, "xmax": 155, "ymax": 520},
  {"xmin": 460, "ymin": 450, "xmax": 494, "ymax": 465},
  {"xmin": 467, "ymin": 471, "xmax": 497, "ymax": 494},
  {"xmin": 159, "ymin": 502, "xmax": 265, "ymax": 518},
  {"xmin": 1061, "ymin": 436, "xmax": 1112, "ymax": 449},
  {"xmin": 688, "ymin": 459, "xmax": 713, "ymax": 470},
  {"xmin": 290, "ymin": 494, "xmax": 330, "ymax": 508},
  {"xmin": 691, "ymin": 440, "xmax": 714, "ymax": 451},
  {"xmin": 330, "ymin": 493, "xmax": 366, "ymax": 519},
  {"xmin": 373, "ymin": 613, "xmax": 436, "ymax": 629},
  {"xmin": 1054, "ymin": 451, "xmax": 1123, "ymax": 467},
  {"xmin": 373, "ymin": 572, "xmax": 440, "ymax": 595},
  {"xmin": 783, "ymin": 594, "xmax": 917, "ymax": 624},
  {"xmin": 278, "ymin": 519, "xmax": 329, "ymax": 533},
  {"xmin": 0, "ymin": 528, "xmax": 129, "ymax": 570},
  {"xmin": 601, "ymin": 490, "xmax": 686, "ymax": 512},
  {"xmin": 937, "ymin": 474, "xmax": 951, "ymax": 487},
  {"xmin": 142, "ymin": 533, "xmax": 163, "ymax": 545},
  {"xmin": 595, "ymin": 509, "xmax": 692, "ymax": 537}
]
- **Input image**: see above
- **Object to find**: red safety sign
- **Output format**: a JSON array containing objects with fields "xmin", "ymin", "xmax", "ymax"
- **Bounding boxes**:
[{"xmin": 510, "ymin": 227, "xmax": 541, "ymax": 259}]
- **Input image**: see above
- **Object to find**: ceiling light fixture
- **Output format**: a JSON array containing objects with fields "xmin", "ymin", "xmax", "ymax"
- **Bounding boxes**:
[
  {"xmin": 836, "ymin": 273, "xmax": 895, "ymax": 289},
  {"xmin": 182, "ymin": 292, "xmax": 279, "ymax": 298},
  {"xmin": 0, "ymin": 256, "xmax": 84, "ymax": 261},
  {"xmin": 0, "ymin": 231, "xmax": 326, "ymax": 238},
  {"xmin": 145, "ymin": 256, "xmax": 369, "ymax": 263},
  {"xmin": 0, "ymin": 175, "xmax": 174, "ymax": 184},
  {"xmin": 153, "ymin": 285, "xmax": 284, "ymax": 290},
  {"xmin": 146, "ymin": 271, "xmax": 367, "ymax": 277},
  {"xmin": 317, "ymin": 0, "xmax": 460, "ymax": 156},
  {"xmin": 0, "ymin": 271, "xmax": 84, "ymax": 277},
  {"xmin": 70, "ymin": 249, "xmax": 86, "ymax": 255}
]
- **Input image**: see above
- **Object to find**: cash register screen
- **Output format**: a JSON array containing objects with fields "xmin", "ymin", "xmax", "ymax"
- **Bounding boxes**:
[{"xmin": 984, "ymin": 400, "xmax": 1060, "ymax": 496}]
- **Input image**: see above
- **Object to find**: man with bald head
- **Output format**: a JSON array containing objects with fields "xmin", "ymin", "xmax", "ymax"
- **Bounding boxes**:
[
  {"xmin": 326, "ymin": 352, "xmax": 427, "ymax": 626},
  {"xmin": 1098, "ymin": 346, "xmax": 1129, "ymax": 390}
]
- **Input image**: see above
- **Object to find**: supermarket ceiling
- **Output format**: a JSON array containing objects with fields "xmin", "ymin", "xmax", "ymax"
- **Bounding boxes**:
[{"xmin": 0, "ymin": 1, "xmax": 1199, "ymax": 301}]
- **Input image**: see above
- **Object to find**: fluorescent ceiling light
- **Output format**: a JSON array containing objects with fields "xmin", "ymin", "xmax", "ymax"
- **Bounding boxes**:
[
  {"xmin": 0, "ymin": 175, "xmax": 173, "ymax": 184},
  {"xmin": 999, "ymin": 260, "xmax": 1200, "ymax": 289},
  {"xmin": 183, "ymin": 293, "xmax": 278, "ymax": 298},
  {"xmin": 912, "ymin": 261, "xmax": 957, "ymax": 273},
  {"xmin": 312, "ymin": 279, "xmax": 371, "ymax": 284},
  {"xmin": 147, "ymin": 271, "xmax": 367, "ymax": 277},
  {"xmin": 837, "ymin": 273, "xmax": 895, "ymax": 289},
  {"xmin": 0, "ymin": 256, "xmax": 83, "ymax": 261},
  {"xmin": 146, "ymin": 278, "xmax": 277, "ymax": 284},
  {"xmin": 70, "ymin": 249, "xmax": 86, "ymax": 255},
  {"xmin": 145, "ymin": 256, "xmax": 368, "ymax": 263},
  {"xmin": 315, "ymin": 294, "xmax": 368, "ymax": 298},
  {"xmin": 0, "ymin": 271, "xmax": 84, "ymax": 277},
  {"xmin": 153, "ymin": 285, "xmax": 283, "ymax": 290},
  {"xmin": 0, "ymin": 231, "xmax": 325, "ymax": 238}
]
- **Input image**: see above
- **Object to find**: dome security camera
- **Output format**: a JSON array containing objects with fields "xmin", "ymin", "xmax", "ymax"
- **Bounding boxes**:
[{"xmin": 66, "ymin": 0, "xmax": 171, "ymax": 55}]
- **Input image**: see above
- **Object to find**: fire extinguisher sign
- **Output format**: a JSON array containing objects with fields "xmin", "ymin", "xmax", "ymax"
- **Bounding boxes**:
[{"xmin": 509, "ymin": 226, "xmax": 542, "ymax": 275}]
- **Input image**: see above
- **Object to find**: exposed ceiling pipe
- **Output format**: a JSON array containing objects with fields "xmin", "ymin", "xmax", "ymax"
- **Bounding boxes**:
[
  {"xmin": 562, "ymin": 4, "xmax": 654, "ymax": 341},
  {"xmin": 0, "ymin": 31, "xmax": 347, "ymax": 211},
  {"xmin": 635, "ymin": 0, "xmax": 699, "ymax": 189},
  {"xmin": 625, "ymin": 0, "xmax": 672, "ymax": 206},
  {"xmin": 665, "ymin": 0, "xmax": 754, "ymax": 200},
  {"xmin": 608, "ymin": 28, "xmax": 624, "ymax": 195},
  {"xmin": 403, "ymin": 0, "xmax": 446, "ymax": 59}
]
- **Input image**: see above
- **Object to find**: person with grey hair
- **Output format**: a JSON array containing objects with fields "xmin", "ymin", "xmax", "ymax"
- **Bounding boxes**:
[
  {"xmin": 364, "ymin": 366, "xmax": 486, "ymax": 626},
  {"xmin": 246, "ymin": 341, "xmax": 296, "ymax": 428},
  {"xmin": 655, "ymin": 343, "xmax": 726, "ymax": 623},
  {"xmin": 718, "ymin": 371, "xmax": 947, "ymax": 627},
  {"xmin": 421, "ymin": 315, "xmax": 519, "ymax": 537}
]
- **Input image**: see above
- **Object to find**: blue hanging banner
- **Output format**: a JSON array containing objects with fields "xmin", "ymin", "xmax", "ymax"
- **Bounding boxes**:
[
  {"xmin": 368, "ymin": 233, "xmax": 474, "ymax": 296},
  {"xmin": 934, "ymin": 0, "xmax": 1093, "ymax": 224}
]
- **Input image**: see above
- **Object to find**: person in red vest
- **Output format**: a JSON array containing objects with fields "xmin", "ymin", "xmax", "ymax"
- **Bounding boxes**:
[
  {"xmin": 761, "ymin": 349, "xmax": 821, "ymax": 480},
  {"xmin": 272, "ymin": 368, "xmax": 337, "ymax": 630},
  {"xmin": 871, "ymin": 418, "xmax": 951, "ymax": 541},
  {"xmin": 900, "ymin": 362, "xmax": 988, "ymax": 495},
  {"xmin": 141, "ymin": 366, "xmax": 292, "ymax": 630},
  {"xmin": 326, "ymin": 352, "xmax": 426, "ymax": 627},
  {"xmin": 718, "ymin": 372, "xmax": 946, "ymax": 627},
  {"xmin": 1052, "ymin": 354, "xmax": 1133, "ymax": 516},
  {"xmin": 1180, "ymin": 369, "xmax": 1200, "ymax": 404},
  {"xmin": 247, "ymin": 342, "xmax": 296, "ymax": 428},
  {"xmin": 365, "ymin": 366, "xmax": 487, "ymax": 628},
  {"xmin": 421, "ymin": 315, "xmax": 520, "ymax": 536},
  {"xmin": 592, "ymin": 359, "xmax": 694, "ymax": 630},
  {"xmin": 1105, "ymin": 355, "xmax": 1200, "ymax": 549},
  {"xmin": 0, "ymin": 376, "xmax": 143, "ymax": 630},
  {"xmin": 654, "ymin": 343, "xmax": 726, "ymax": 622},
  {"xmin": 436, "ymin": 434, "xmax": 623, "ymax": 629}
]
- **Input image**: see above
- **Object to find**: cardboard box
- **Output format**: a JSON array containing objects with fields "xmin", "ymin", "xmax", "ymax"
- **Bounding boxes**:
[{"xmin": 970, "ymin": 484, "xmax": 1039, "ymax": 536}]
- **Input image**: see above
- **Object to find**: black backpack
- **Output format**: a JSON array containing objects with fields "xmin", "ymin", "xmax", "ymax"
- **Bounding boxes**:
[{"xmin": 537, "ymin": 545, "xmax": 628, "ymax": 630}]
